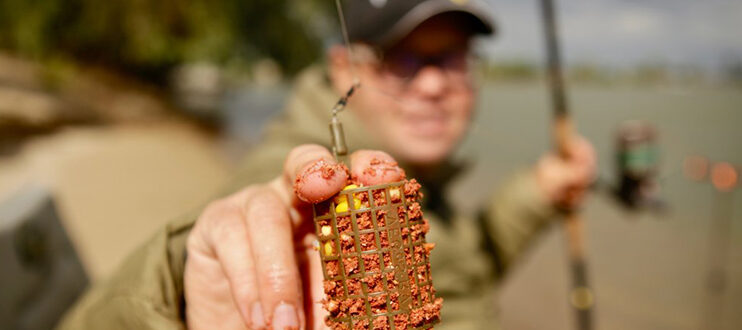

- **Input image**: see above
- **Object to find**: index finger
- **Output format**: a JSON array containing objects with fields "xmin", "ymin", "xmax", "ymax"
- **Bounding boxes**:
[
  {"xmin": 349, "ymin": 150, "xmax": 406, "ymax": 185},
  {"xmin": 276, "ymin": 146, "xmax": 407, "ymax": 205},
  {"xmin": 279, "ymin": 144, "xmax": 349, "ymax": 204}
]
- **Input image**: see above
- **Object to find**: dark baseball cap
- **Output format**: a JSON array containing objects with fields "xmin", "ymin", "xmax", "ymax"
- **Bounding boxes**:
[{"xmin": 344, "ymin": 0, "xmax": 495, "ymax": 48}]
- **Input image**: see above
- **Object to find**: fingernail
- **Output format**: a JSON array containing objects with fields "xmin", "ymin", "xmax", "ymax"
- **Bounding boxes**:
[
  {"xmin": 272, "ymin": 303, "xmax": 299, "ymax": 330},
  {"xmin": 251, "ymin": 303, "xmax": 265, "ymax": 328}
]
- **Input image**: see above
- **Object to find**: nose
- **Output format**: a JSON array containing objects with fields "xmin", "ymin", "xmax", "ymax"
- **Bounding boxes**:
[{"xmin": 409, "ymin": 65, "xmax": 448, "ymax": 99}]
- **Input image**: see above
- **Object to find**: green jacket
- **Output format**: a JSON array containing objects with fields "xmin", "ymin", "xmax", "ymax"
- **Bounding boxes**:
[{"xmin": 59, "ymin": 66, "xmax": 556, "ymax": 330}]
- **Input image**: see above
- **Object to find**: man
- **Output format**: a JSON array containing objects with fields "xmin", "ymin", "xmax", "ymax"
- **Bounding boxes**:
[{"xmin": 60, "ymin": 1, "xmax": 595, "ymax": 329}]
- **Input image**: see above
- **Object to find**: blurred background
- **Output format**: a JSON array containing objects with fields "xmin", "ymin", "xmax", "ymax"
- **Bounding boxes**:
[{"xmin": 0, "ymin": 0, "xmax": 740, "ymax": 329}]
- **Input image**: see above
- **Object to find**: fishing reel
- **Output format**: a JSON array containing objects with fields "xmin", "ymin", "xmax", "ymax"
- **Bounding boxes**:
[{"xmin": 612, "ymin": 120, "xmax": 664, "ymax": 210}]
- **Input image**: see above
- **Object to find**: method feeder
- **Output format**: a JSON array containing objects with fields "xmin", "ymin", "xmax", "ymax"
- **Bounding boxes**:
[
  {"xmin": 313, "ymin": 2, "xmax": 442, "ymax": 325},
  {"xmin": 313, "ymin": 84, "xmax": 441, "ymax": 329}
]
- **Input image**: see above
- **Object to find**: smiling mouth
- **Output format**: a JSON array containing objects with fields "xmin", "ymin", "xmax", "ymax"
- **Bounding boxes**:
[{"xmin": 405, "ymin": 114, "xmax": 448, "ymax": 137}]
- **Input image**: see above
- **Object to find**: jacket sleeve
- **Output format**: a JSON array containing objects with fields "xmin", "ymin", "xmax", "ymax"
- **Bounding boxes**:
[
  {"xmin": 482, "ymin": 171, "xmax": 558, "ymax": 273},
  {"xmin": 56, "ymin": 67, "xmax": 340, "ymax": 329},
  {"xmin": 57, "ymin": 216, "xmax": 194, "ymax": 330},
  {"xmin": 56, "ymin": 136, "xmax": 291, "ymax": 330}
]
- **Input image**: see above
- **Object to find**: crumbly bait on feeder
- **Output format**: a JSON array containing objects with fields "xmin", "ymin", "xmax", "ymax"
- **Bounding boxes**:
[
  {"xmin": 312, "ymin": 70, "xmax": 440, "ymax": 328},
  {"xmin": 313, "ymin": 178, "xmax": 442, "ymax": 330}
]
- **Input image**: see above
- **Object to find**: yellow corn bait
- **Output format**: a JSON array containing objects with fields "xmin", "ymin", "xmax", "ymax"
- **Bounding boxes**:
[
  {"xmin": 335, "ymin": 184, "xmax": 362, "ymax": 213},
  {"xmin": 389, "ymin": 187, "xmax": 401, "ymax": 200},
  {"xmin": 334, "ymin": 184, "xmax": 360, "ymax": 204},
  {"xmin": 324, "ymin": 241, "xmax": 335, "ymax": 256},
  {"xmin": 321, "ymin": 225, "xmax": 332, "ymax": 237},
  {"xmin": 335, "ymin": 198, "xmax": 361, "ymax": 213}
]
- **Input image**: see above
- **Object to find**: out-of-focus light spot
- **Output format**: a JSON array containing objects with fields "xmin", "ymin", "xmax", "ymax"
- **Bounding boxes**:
[
  {"xmin": 683, "ymin": 155, "xmax": 709, "ymax": 181},
  {"xmin": 711, "ymin": 162, "xmax": 738, "ymax": 192}
]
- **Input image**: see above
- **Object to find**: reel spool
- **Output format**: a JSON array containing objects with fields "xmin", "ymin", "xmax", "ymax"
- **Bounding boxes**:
[{"xmin": 615, "ymin": 120, "xmax": 662, "ymax": 209}]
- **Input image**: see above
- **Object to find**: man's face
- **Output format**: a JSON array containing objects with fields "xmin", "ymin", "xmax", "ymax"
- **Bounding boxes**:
[{"xmin": 332, "ymin": 14, "xmax": 477, "ymax": 167}]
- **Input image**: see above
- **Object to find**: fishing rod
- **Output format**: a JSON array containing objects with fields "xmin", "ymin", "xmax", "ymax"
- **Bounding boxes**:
[
  {"xmin": 538, "ymin": 1, "xmax": 595, "ymax": 329},
  {"xmin": 684, "ymin": 157, "xmax": 739, "ymax": 330}
]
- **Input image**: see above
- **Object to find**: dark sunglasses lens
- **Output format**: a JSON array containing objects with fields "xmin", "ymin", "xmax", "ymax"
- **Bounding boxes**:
[
  {"xmin": 384, "ymin": 52, "xmax": 421, "ymax": 79},
  {"xmin": 442, "ymin": 51, "xmax": 469, "ymax": 71}
]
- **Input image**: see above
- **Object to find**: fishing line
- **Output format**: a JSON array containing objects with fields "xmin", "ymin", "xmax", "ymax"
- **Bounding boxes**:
[
  {"xmin": 334, "ymin": 0, "xmax": 359, "ymax": 87},
  {"xmin": 331, "ymin": 0, "xmax": 445, "ymax": 110},
  {"xmin": 333, "ymin": 0, "xmax": 401, "ymax": 108}
]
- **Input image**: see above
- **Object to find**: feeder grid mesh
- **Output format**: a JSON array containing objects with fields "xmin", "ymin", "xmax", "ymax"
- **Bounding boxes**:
[{"xmin": 313, "ymin": 181, "xmax": 438, "ymax": 329}]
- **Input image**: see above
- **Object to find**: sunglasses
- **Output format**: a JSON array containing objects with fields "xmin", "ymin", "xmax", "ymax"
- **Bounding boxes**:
[
  {"xmin": 353, "ymin": 44, "xmax": 475, "ymax": 84},
  {"xmin": 382, "ymin": 48, "xmax": 471, "ymax": 80}
]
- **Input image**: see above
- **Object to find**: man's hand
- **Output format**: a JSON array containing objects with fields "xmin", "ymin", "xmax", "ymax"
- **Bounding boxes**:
[
  {"xmin": 535, "ymin": 136, "xmax": 597, "ymax": 210},
  {"xmin": 184, "ymin": 144, "xmax": 404, "ymax": 330}
]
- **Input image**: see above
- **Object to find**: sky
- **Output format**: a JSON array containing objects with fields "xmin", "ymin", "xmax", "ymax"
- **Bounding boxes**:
[{"xmin": 480, "ymin": 0, "xmax": 742, "ymax": 71}]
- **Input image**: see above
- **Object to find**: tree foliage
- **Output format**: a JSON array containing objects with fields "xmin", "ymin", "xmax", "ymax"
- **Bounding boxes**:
[{"xmin": 0, "ymin": 0, "xmax": 335, "ymax": 82}]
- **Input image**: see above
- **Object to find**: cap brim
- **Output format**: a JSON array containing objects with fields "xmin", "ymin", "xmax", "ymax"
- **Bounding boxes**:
[{"xmin": 376, "ymin": 0, "xmax": 496, "ymax": 48}]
